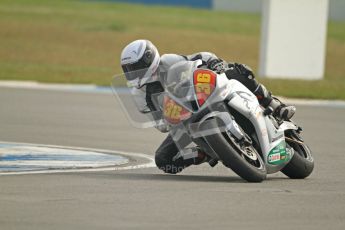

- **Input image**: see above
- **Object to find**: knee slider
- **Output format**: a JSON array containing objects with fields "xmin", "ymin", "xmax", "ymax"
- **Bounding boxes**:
[{"xmin": 154, "ymin": 154, "xmax": 183, "ymax": 174}]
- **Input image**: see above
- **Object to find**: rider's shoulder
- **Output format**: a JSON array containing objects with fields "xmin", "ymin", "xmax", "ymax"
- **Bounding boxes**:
[
  {"xmin": 160, "ymin": 54, "xmax": 186, "ymax": 70},
  {"xmin": 186, "ymin": 52, "xmax": 218, "ymax": 62}
]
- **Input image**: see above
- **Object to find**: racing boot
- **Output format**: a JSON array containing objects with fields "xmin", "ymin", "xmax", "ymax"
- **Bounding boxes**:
[
  {"xmin": 254, "ymin": 84, "xmax": 296, "ymax": 120},
  {"xmin": 268, "ymin": 97, "xmax": 296, "ymax": 120}
]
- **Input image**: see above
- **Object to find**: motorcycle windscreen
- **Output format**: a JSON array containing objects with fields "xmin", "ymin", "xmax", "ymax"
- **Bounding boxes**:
[
  {"xmin": 164, "ymin": 84, "xmax": 199, "ymax": 112},
  {"xmin": 111, "ymin": 69, "xmax": 164, "ymax": 129},
  {"xmin": 164, "ymin": 61, "xmax": 198, "ymax": 110},
  {"xmin": 165, "ymin": 62, "xmax": 216, "ymax": 109}
]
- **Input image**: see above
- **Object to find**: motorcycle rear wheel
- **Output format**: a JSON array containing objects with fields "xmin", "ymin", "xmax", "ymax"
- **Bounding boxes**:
[
  {"xmin": 281, "ymin": 130, "xmax": 314, "ymax": 179},
  {"xmin": 201, "ymin": 119, "xmax": 267, "ymax": 182}
]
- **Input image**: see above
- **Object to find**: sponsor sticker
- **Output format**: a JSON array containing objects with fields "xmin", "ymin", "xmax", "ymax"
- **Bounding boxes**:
[
  {"xmin": 267, "ymin": 141, "xmax": 289, "ymax": 165},
  {"xmin": 268, "ymin": 153, "xmax": 281, "ymax": 162}
]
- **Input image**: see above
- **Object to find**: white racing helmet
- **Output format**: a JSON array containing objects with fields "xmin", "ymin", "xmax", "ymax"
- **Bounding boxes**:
[{"xmin": 120, "ymin": 40, "xmax": 160, "ymax": 88}]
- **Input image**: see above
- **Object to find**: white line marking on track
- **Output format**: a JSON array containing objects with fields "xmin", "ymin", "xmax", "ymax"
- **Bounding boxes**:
[
  {"xmin": 0, "ymin": 81, "xmax": 112, "ymax": 94},
  {"xmin": 0, "ymin": 141, "xmax": 155, "ymax": 176},
  {"xmin": 281, "ymin": 97, "xmax": 345, "ymax": 108}
]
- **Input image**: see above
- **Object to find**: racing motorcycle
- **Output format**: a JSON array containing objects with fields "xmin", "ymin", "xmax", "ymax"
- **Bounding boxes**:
[{"xmin": 149, "ymin": 60, "xmax": 314, "ymax": 182}]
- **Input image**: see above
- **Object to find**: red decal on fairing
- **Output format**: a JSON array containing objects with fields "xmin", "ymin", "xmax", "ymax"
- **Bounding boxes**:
[
  {"xmin": 163, "ymin": 96, "xmax": 191, "ymax": 124},
  {"xmin": 193, "ymin": 69, "xmax": 217, "ymax": 106}
]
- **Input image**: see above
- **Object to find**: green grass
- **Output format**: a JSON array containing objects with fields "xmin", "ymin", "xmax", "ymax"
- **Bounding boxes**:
[{"xmin": 0, "ymin": 0, "xmax": 345, "ymax": 99}]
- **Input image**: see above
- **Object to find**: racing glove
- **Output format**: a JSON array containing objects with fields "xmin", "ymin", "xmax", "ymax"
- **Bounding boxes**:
[{"xmin": 207, "ymin": 59, "xmax": 227, "ymax": 74}]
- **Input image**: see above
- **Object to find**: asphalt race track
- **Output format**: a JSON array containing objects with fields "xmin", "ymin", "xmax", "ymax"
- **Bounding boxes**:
[{"xmin": 0, "ymin": 87, "xmax": 345, "ymax": 230}]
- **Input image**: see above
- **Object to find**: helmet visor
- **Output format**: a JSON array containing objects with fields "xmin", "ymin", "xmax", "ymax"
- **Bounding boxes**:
[{"xmin": 122, "ymin": 62, "xmax": 150, "ymax": 81}]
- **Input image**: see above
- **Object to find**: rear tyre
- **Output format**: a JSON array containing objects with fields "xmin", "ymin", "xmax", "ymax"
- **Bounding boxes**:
[
  {"xmin": 201, "ymin": 119, "xmax": 267, "ymax": 182},
  {"xmin": 281, "ymin": 130, "xmax": 314, "ymax": 179}
]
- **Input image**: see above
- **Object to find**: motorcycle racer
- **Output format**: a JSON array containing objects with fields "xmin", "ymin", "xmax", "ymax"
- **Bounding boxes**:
[{"xmin": 120, "ymin": 39, "xmax": 296, "ymax": 174}]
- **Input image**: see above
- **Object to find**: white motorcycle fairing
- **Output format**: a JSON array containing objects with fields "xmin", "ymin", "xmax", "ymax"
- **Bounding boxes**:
[
  {"xmin": 224, "ymin": 79, "xmax": 297, "ymax": 173},
  {"xmin": 163, "ymin": 62, "xmax": 297, "ymax": 174}
]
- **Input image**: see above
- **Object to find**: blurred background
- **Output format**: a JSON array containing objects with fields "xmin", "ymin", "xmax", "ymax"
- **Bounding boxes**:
[{"xmin": 0, "ymin": 0, "xmax": 344, "ymax": 99}]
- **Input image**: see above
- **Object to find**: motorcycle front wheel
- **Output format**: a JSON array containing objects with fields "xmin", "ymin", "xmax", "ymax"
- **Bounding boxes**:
[{"xmin": 201, "ymin": 118, "xmax": 267, "ymax": 182}]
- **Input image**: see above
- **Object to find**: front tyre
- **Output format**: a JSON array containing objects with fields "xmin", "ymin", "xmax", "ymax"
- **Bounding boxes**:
[
  {"xmin": 201, "ymin": 119, "xmax": 267, "ymax": 182},
  {"xmin": 281, "ymin": 130, "xmax": 314, "ymax": 179}
]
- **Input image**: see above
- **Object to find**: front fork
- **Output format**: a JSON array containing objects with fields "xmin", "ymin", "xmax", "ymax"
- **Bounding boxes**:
[{"xmin": 187, "ymin": 103, "xmax": 248, "ymax": 161}]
